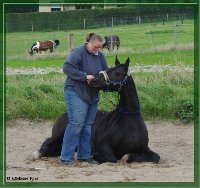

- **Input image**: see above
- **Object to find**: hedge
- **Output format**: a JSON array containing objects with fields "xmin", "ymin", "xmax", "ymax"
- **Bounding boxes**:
[{"xmin": 6, "ymin": 6, "xmax": 193, "ymax": 32}]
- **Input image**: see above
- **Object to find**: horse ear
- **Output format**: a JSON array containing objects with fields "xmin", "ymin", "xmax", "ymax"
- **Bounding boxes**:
[
  {"xmin": 124, "ymin": 57, "xmax": 130, "ymax": 73},
  {"xmin": 115, "ymin": 55, "xmax": 120, "ymax": 65}
]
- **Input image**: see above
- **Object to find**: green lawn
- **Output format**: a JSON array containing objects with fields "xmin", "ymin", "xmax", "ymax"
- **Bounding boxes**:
[
  {"xmin": 6, "ymin": 49, "xmax": 193, "ymax": 68},
  {"xmin": 6, "ymin": 19, "xmax": 194, "ymax": 66}
]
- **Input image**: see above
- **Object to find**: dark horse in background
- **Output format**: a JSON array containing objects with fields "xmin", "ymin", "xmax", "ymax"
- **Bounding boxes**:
[
  {"xmin": 102, "ymin": 35, "xmax": 120, "ymax": 51},
  {"xmin": 33, "ymin": 56, "xmax": 160, "ymax": 164},
  {"xmin": 29, "ymin": 39, "xmax": 59, "ymax": 55}
]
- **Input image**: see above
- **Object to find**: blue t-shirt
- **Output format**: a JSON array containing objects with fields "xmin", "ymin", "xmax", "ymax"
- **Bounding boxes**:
[{"xmin": 63, "ymin": 44, "xmax": 108, "ymax": 104}]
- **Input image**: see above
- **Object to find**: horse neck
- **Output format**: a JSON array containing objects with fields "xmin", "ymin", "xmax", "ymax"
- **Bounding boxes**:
[{"xmin": 119, "ymin": 76, "xmax": 140, "ymax": 113}]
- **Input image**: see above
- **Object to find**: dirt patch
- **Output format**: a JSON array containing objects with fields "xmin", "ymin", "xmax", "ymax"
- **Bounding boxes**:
[
  {"xmin": 6, "ymin": 120, "xmax": 194, "ymax": 182},
  {"xmin": 6, "ymin": 64, "xmax": 193, "ymax": 75}
]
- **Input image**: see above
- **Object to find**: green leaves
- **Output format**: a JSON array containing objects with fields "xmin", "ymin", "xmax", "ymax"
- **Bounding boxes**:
[{"xmin": 177, "ymin": 99, "xmax": 194, "ymax": 124}]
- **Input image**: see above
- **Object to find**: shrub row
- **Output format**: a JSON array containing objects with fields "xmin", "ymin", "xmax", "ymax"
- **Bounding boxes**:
[{"xmin": 6, "ymin": 6, "xmax": 193, "ymax": 32}]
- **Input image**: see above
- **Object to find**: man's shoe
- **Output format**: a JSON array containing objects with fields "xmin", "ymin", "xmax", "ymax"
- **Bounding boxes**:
[
  {"xmin": 60, "ymin": 160, "xmax": 75, "ymax": 165},
  {"xmin": 78, "ymin": 158, "xmax": 99, "ymax": 164}
]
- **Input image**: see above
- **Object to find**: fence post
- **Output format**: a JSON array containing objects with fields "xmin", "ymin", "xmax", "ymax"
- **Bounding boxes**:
[
  {"xmin": 173, "ymin": 23, "xmax": 177, "ymax": 47},
  {"xmin": 139, "ymin": 16, "xmax": 141, "ymax": 26},
  {"xmin": 68, "ymin": 33, "xmax": 74, "ymax": 54},
  {"xmin": 111, "ymin": 17, "xmax": 114, "ymax": 28},
  {"xmin": 84, "ymin": 18, "xmax": 86, "ymax": 29},
  {"xmin": 57, "ymin": 20, "xmax": 59, "ymax": 31},
  {"xmin": 147, "ymin": 28, "xmax": 154, "ymax": 53},
  {"xmin": 31, "ymin": 21, "xmax": 33, "ymax": 32},
  {"xmin": 24, "ymin": 37, "xmax": 29, "ymax": 62},
  {"xmin": 111, "ymin": 17, "xmax": 114, "ymax": 52},
  {"xmin": 53, "ymin": 33, "xmax": 55, "ymax": 53}
]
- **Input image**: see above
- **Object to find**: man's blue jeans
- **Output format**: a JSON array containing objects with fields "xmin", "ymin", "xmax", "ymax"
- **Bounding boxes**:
[{"xmin": 60, "ymin": 86, "xmax": 98, "ymax": 162}]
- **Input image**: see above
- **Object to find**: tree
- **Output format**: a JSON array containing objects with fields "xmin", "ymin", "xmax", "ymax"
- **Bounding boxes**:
[{"xmin": 5, "ymin": 1, "xmax": 39, "ymax": 13}]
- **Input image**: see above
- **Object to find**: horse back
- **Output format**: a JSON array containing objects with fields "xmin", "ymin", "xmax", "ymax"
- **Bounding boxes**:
[
  {"xmin": 103, "ymin": 35, "xmax": 120, "ymax": 49},
  {"xmin": 51, "ymin": 112, "xmax": 68, "ymax": 139}
]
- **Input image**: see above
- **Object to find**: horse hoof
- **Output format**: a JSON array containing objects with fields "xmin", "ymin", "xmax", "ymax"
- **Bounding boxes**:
[
  {"xmin": 33, "ymin": 150, "xmax": 42, "ymax": 160},
  {"xmin": 152, "ymin": 154, "xmax": 160, "ymax": 163}
]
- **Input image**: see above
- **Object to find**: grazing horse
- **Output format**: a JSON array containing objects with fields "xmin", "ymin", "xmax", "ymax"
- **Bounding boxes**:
[
  {"xmin": 102, "ymin": 35, "xmax": 120, "ymax": 51},
  {"xmin": 29, "ymin": 39, "xmax": 59, "ymax": 55},
  {"xmin": 33, "ymin": 56, "xmax": 160, "ymax": 164}
]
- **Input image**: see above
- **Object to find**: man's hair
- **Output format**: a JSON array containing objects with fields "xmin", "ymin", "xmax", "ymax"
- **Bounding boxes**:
[{"xmin": 86, "ymin": 33, "xmax": 103, "ymax": 43}]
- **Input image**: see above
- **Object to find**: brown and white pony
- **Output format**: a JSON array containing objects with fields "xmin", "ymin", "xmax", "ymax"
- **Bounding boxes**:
[{"xmin": 29, "ymin": 39, "xmax": 59, "ymax": 55}]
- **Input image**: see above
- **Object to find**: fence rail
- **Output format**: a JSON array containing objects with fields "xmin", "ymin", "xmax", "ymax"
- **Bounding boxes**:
[
  {"xmin": 6, "ymin": 13, "xmax": 193, "ymax": 32},
  {"xmin": 6, "ymin": 16, "xmax": 194, "ymax": 62}
]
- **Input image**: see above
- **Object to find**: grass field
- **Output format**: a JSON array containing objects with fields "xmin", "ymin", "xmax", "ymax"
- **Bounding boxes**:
[
  {"xmin": 5, "ymin": 19, "xmax": 194, "ymax": 122},
  {"xmin": 6, "ymin": 19, "xmax": 194, "ymax": 67}
]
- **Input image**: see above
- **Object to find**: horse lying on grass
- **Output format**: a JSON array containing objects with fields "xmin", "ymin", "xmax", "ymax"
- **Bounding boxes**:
[
  {"xmin": 29, "ymin": 39, "xmax": 59, "ymax": 55},
  {"xmin": 33, "ymin": 56, "xmax": 160, "ymax": 164}
]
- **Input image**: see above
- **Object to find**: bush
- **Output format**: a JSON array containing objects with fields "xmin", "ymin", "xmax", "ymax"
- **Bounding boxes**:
[
  {"xmin": 176, "ymin": 99, "xmax": 194, "ymax": 124},
  {"xmin": 39, "ymin": 84, "xmax": 54, "ymax": 94},
  {"xmin": 6, "ymin": 6, "xmax": 193, "ymax": 32}
]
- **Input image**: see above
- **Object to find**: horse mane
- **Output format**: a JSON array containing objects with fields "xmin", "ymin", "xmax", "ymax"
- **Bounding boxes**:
[
  {"xmin": 30, "ymin": 42, "xmax": 37, "ymax": 49},
  {"xmin": 97, "ymin": 109, "xmax": 121, "ymax": 131}
]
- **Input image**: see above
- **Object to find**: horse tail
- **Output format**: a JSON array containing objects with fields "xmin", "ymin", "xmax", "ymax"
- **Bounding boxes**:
[
  {"xmin": 116, "ymin": 35, "xmax": 120, "ymax": 47},
  {"xmin": 54, "ymin": 39, "xmax": 59, "ymax": 46}
]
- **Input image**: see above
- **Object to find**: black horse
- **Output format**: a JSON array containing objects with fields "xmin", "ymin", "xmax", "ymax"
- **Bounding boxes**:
[
  {"xmin": 29, "ymin": 39, "xmax": 59, "ymax": 55},
  {"xmin": 33, "ymin": 56, "xmax": 160, "ymax": 164},
  {"xmin": 102, "ymin": 35, "xmax": 120, "ymax": 51}
]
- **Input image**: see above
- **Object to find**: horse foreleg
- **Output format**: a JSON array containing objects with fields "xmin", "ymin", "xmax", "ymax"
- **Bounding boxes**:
[
  {"xmin": 94, "ymin": 144, "xmax": 117, "ymax": 163},
  {"xmin": 112, "ymin": 44, "xmax": 115, "ymax": 50},
  {"xmin": 127, "ymin": 147, "xmax": 160, "ymax": 163}
]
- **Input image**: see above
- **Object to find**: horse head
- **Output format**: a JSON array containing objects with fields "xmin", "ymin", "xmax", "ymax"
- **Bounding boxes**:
[
  {"xmin": 29, "ymin": 41, "xmax": 40, "ymax": 55},
  {"xmin": 29, "ymin": 50, "xmax": 34, "ymax": 55},
  {"xmin": 89, "ymin": 56, "xmax": 130, "ymax": 91}
]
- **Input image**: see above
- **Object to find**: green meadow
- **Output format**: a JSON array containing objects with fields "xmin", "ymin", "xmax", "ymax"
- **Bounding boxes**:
[
  {"xmin": 6, "ymin": 19, "xmax": 194, "ymax": 123},
  {"xmin": 6, "ymin": 19, "xmax": 193, "ymax": 66}
]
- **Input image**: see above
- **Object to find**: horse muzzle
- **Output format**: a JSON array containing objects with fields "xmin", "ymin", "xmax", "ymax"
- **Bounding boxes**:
[{"xmin": 89, "ymin": 77, "xmax": 106, "ymax": 89}]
